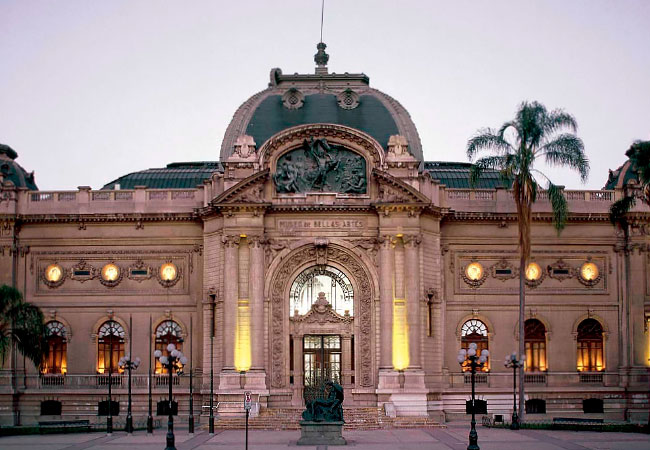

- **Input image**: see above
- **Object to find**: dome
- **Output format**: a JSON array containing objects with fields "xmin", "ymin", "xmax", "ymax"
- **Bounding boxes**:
[
  {"xmin": 220, "ymin": 43, "xmax": 422, "ymax": 161},
  {"xmin": 0, "ymin": 144, "xmax": 38, "ymax": 190}
]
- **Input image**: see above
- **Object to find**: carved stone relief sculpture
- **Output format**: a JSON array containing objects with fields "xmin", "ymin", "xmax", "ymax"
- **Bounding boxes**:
[{"xmin": 273, "ymin": 138, "xmax": 367, "ymax": 194}]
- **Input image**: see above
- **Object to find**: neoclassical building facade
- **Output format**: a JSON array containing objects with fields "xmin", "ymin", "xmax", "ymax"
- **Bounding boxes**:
[{"xmin": 1, "ymin": 47, "xmax": 649, "ymax": 426}]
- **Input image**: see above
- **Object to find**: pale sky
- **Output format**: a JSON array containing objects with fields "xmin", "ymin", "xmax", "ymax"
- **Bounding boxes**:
[{"xmin": 1, "ymin": 0, "xmax": 649, "ymax": 191}]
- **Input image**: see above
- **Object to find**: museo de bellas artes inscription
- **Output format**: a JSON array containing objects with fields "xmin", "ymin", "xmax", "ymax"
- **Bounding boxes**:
[{"xmin": 273, "ymin": 137, "xmax": 367, "ymax": 194}]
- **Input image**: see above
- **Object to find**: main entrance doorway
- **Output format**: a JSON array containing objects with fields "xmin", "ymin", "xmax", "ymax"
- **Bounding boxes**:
[{"xmin": 303, "ymin": 335, "xmax": 341, "ymax": 400}]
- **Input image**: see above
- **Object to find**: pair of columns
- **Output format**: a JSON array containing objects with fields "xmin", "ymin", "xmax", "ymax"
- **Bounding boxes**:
[{"xmin": 379, "ymin": 234, "xmax": 421, "ymax": 370}]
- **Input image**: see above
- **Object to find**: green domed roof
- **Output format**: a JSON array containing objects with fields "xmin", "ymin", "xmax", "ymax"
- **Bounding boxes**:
[
  {"xmin": 246, "ymin": 93, "xmax": 399, "ymax": 154},
  {"xmin": 102, "ymin": 161, "xmax": 221, "ymax": 190},
  {"xmin": 0, "ymin": 144, "xmax": 38, "ymax": 190}
]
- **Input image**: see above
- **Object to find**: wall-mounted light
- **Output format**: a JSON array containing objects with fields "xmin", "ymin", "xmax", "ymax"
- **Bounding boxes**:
[
  {"xmin": 580, "ymin": 262, "xmax": 598, "ymax": 281},
  {"xmin": 160, "ymin": 263, "xmax": 178, "ymax": 282},
  {"xmin": 101, "ymin": 263, "xmax": 120, "ymax": 282},
  {"xmin": 525, "ymin": 262, "xmax": 542, "ymax": 281},
  {"xmin": 465, "ymin": 262, "xmax": 483, "ymax": 281},
  {"xmin": 45, "ymin": 264, "xmax": 63, "ymax": 283}
]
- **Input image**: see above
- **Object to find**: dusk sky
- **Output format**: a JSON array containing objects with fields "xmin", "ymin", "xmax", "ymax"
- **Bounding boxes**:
[{"xmin": 1, "ymin": 0, "xmax": 649, "ymax": 191}]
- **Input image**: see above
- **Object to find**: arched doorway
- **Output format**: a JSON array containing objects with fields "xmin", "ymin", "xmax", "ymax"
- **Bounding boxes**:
[{"xmin": 267, "ymin": 244, "xmax": 375, "ymax": 402}]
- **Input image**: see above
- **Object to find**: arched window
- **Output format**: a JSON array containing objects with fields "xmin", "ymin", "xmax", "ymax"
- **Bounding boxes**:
[
  {"xmin": 577, "ymin": 319, "xmax": 604, "ymax": 372},
  {"xmin": 43, "ymin": 321, "xmax": 67, "ymax": 374},
  {"xmin": 97, "ymin": 321, "xmax": 125, "ymax": 374},
  {"xmin": 524, "ymin": 319, "xmax": 547, "ymax": 372},
  {"xmin": 461, "ymin": 319, "xmax": 489, "ymax": 372},
  {"xmin": 155, "ymin": 320, "xmax": 183, "ymax": 374},
  {"xmin": 289, "ymin": 266, "xmax": 354, "ymax": 317}
]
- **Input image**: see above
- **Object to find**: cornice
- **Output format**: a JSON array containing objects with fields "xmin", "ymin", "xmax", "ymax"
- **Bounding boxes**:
[
  {"xmin": 443, "ymin": 211, "xmax": 614, "ymax": 223},
  {"xmin": 11, "ymin": 213, "xmax": 198, "ymax": 225}
]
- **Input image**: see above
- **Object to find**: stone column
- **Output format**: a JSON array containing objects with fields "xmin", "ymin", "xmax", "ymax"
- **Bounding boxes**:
[
  {"xmin": 379, "ymin": 235, "xmax": 394, "ymax": 369},
  {"xmin": 201, "ymin": 298, "xmax": 215, "ymax": 379},
  {"xmin": 404, "ymin": 234, "xmax": 421, "ymax": 368},
  {"xmin": 292, "ymin": 334, "xmax": 303, "ymax": 406},
  {"xmin": 249, "ymin": 236, "xmax": 265, "ymax": 369},
  {"xmin": 222, "ymin": 235, "xmax": 239, "ymax": 370},
  {"xmin": 342, "ymin": 335, "xmax": 352, "ymax": 387}
]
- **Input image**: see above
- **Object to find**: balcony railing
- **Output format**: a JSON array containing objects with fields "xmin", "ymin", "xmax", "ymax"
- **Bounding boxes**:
[
  {"xmin": 449, "ymin": 371, "xmax": 621, "ymax": 389},
  {"xmin": 0, "ymin": 373, "xmax": 193, "ymax": 391}
]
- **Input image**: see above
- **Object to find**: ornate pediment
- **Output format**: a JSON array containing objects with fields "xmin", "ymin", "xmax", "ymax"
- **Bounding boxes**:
[
  {"xmin": 373, "ymin": 169, "xmax": 430, "ymax": 204},
  {"xmin": 212, "ymin": 169, "xmax": 270, "ymax": 205},
  {"xmin": 290, "ymin": 292, "xmax": 352, "ymax": 325}
]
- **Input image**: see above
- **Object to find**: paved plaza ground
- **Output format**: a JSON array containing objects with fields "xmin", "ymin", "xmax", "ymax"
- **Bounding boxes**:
[{"xmin": 2, "ymin": 424, "xmax": 650, "ymax": 450}]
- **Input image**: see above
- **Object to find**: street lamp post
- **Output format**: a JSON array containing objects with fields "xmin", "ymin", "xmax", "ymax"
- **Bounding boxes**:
[
  {"xmin": 504, "ymin": 352, "xmax": 524, "ymax": 430},
  {"xmin": 155, "ymin": 341, "xmax": 188, "ymax": 450},
  {"xmin": 118, "ymin": 354, "xmax": 141, "ymax": 433},
  {"xmin": 458, "ymin": 343, "xmax": 489, "ymax": 450}
]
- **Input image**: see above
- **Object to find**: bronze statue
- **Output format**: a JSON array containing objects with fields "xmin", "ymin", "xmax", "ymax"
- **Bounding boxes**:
[{"xmin": 302, "ymin": 380, "xmax": 344, "ymax": 422}]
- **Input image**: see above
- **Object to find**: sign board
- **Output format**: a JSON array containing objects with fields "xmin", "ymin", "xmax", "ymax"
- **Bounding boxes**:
[{"xmin": 244, "ymin": 391, "xmax": 252, "ymax": 411}]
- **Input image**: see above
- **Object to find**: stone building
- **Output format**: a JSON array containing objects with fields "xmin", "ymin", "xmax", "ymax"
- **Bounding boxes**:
[{"xmin": 1, "ymin": 45, "xmax": 649, "ymax": 426}]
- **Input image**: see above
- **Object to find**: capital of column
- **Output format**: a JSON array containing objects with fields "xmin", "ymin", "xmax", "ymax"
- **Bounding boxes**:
[
  {"xmin": 248, "ymin": 235, "xmax": 264, "ymax": 248},
  {"xmin": 403, "ymin": 234, "xmax": 422, "ymax": 248},
  {"xmin": 378, "ymin": 234, "xmax": 395, "ymax": 249},
  {"xmin": 222, "ymin": 234, "xmax": 241, "ymax": 247}
]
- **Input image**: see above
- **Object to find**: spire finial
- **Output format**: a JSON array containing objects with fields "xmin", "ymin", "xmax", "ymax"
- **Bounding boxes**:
[{"xmin": 314, "ymin": 0, "xmax": 329, "ymax": 75}]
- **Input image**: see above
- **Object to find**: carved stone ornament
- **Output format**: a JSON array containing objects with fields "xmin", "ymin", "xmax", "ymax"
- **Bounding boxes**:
[
  {"xmin": 387, "ymin": 135, "xmax": 409, "ymax": 157},
  {"xmin": 99, "ymin": 262, "xmax": 123, "ymax": 288},
  {"xmin": 270, "ymin": 244, "xmax": 373, "ymax": 389},
  {"xmin": 156, "ymin": 261, "xmax": 182, "ymax": 288},
  {"xmin": 232, "ymin": 135, "xmax": 257, "ymax": 159},
  {"xmin": 273, "ymin": 138, "xmax": 367, "ymax": 194},
  {"xmin": 291, "ymin": 292, "xmax": 352, "ymax": 325},
  {"xmin": 69, "ymin": 259, "xmax": 98, "ymax": 283},
  {"xmin": 461, "ymin": 263, "xmax": 487, "ymax": 288},
  {"xmin": 337, "ymin": 88, "xmax": 359, "ymax": 110},
  {"xmin": 547, "ymin": 259, "xmax": 574, "ymax": 282},
  {"xmin": 353, "ymin": 238, "xmax": 379, "ymax": 267},
  {"xmin": 282, "ymin": 88, "xmax": 304, "ymax": 110},
  {"xmin": 127, "ymin": 259, "xmax": 154, "ymax": 282},
  {"xmin": 489, "ymin": 259, "xmax": 518, "ymax": 282},
  {"xmin": 264, "ymin": 238, "xmax": 290, "ymax": 270}
]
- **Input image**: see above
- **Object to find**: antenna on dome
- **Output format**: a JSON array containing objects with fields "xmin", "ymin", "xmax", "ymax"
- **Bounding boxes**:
[
  {"xmin": 320, "ymin": 0, "xmax": 325, "ymax": 43},
  {"xmin": 314, "ymin": 0, "xmax": 329, "ymax": 75}
]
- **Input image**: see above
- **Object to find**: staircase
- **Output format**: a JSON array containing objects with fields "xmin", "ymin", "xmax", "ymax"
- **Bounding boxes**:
[{"xmin": 205, "ymin": 407, "xmax": 442, "ymax": 430}]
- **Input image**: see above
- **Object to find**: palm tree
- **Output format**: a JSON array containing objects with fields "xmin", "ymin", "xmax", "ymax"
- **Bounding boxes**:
[
  {"xmin": 467, "ymin": 101, "xmax": 589, "ymax": 423},
  {"xmin": 0, "ymin": 284, "xmax": 47, "ymax": 369},
  {"xmin": 609, "ymin": 140, "xmax": 650, "ymax": 236}
]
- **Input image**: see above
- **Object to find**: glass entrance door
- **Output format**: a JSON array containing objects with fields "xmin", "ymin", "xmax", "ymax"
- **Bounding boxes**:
[{"xmin": 303, "ymin": 335, "xmax": 341, "ymax": 389}]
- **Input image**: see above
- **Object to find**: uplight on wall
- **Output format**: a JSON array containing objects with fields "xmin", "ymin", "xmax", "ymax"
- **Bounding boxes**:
[
  {"xmin": 392, "ymin": 298, "xmax": 409, "ymax": 371},
  {"xmin": 234, "ymin": 299, "xmax": 251, "ymax": 372}
]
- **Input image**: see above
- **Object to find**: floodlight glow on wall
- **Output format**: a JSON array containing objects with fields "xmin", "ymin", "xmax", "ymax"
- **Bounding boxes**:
[
  {"xmin": 234, "ymin": 299, "xmax": 251, "ymax": 372},
  {"xmin": 392, "ymin": 298, "xmax": 409, "ymax": 371},
  {"xmin": 525, "ymin": 262, "xmax": 542, "ymax": 281},
  {"xmin": 45, "ymin": 264, "xmax": 63, "ymax": 282}
]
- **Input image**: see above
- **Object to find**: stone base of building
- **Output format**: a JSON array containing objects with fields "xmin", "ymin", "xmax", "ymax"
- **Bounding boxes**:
[
  {"xmin": 297, "ymin": 421, "xmax": 347, "ymax": 446},
  {"xmin": 377, "ymin": 368, "xmax": 428, "ymax": 417}
]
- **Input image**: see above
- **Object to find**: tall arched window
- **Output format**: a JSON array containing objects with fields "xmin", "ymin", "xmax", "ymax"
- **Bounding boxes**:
[
  {"xmin": 155, "ymin": 320, "xmax": 183, "ymax": 374},
  {"xmin": 97, "ymin": 321, "xmax": 125, "ymax": 374},
  {"xmin": 461, "ymin": 319, "xmax": 489, "ymax": 372},
  {"xmin": 524, "ymin": 319, "xmax": 547, "ymax": 372},
  {"xmin": 43, "ymin": 321, "xmax": 67, "ymax": 374},
  {"xmin": 577, "ymin": 319, "xmax": 604, "ymax": 372},
  {"xmin": 289, "ymin": 266, "xmax": 354, "ymax": 317}
]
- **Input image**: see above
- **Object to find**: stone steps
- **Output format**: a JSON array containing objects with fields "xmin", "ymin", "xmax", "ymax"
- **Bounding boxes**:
[{"xmin": 205, "ymin": 407, "xmax": 442, "ymax": 430}]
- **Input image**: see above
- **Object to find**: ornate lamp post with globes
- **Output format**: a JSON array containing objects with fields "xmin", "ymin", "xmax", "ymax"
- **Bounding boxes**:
[
  {"xmin": 155, "ymin": 341, "xmax": 188, "ymax": 450},
  {"xmin": 504, "ymin": 352, "xmax": 524, "ymax": 430},
  {"xmin": 458, "ymin": 343, "xmax": 489, "ymax": 450},
  {"xmin": 118, "ymin": 354, "xmax": 140, "ymax": 434}
]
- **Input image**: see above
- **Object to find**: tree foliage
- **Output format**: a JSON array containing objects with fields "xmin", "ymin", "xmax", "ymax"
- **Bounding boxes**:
[
  {"xmin": 0, "ymin": 285, "xmax": 48, "ymax": 369},
  {"xmin": 609, "ymin": 140, "xmax": 650, "ymax": 233}
]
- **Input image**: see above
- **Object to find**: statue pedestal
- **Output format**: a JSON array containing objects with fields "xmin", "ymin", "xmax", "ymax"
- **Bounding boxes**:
[{"xmin": 297, "ymin": 421, "xmax": 347, "ymax": 446}]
